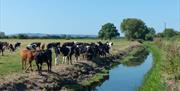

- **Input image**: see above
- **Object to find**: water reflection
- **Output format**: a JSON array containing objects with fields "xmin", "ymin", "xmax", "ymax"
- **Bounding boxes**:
[
  {"xmin": 122, "ymin": 54, "xmax": 148, "ymax": 67},
  {"xmin": 94, "ymin": 53, "xmax": 153, "ymax": 91}
]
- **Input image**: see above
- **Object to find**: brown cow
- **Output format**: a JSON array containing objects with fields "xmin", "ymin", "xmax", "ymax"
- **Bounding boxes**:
[{"xmin": 20, "ymin": 48, "xmax": 36, "ymax": 72}]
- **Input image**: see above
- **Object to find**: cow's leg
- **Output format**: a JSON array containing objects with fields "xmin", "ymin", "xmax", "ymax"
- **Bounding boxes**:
[
  {"xmin": 36, "ymin": 62, "xmax": 40, "ymax": 71},
  {"xmin": 46, "ymin": 61, "xmax": 49, "ymax": 71},
  {"xmin": 40, "ymin": 63, "xmax": 42, "ymax": 71},
  {"xmin": 65, "ymin": 56, "xmax": 68, "ymax": 63},
  {"xmin": 2, "ymin": 50, "xmax": 3, "ymax": 56},
  {"xmin": 70, "ymin": 56, "xmax": 72, "ymax": 65},
  {"xmin": 74, "ymin": 55, "xmax": 78, "ymax": 63},
  {"xmin": 67, "ymin": 56, "xmax": 69, "ymax": 64},
  {"xmin": 49, "ymin": 60, "xmax": 52, "ymax": 72},
  {"xmin": 25, "ymin": 60, "xmax": 32, "ymax": 72},
  {"xmin": 74, "ymin": 56, "xmax": 77, "ymax": 63},
  {"xmin": 22, "ymin": 58, "xmax": 24, "ymax": 70},
  {"xmin": 47, "ymin": 60, "xmax": 52, "ymax": 72},
  {"xmin": 29, "ymin": 60, "xmax": 33, "ymax": 71},
  {"xmin": 65, "ymin": 56, "xmax": 69, "ymax": 64},
  {"xmin": 24, "ymin": 59, "xmax": 27, "ymax": 70},
  {"xmin": 62, "ymin": 56, "xmax": 64, "ymax": 64},
  {"xmin": 55, "ymin": 55, "xmax": 59, "ymax": 66},
  {"xmin": 64, "ymin": 56, "xmax": 66, "ymax": 64}
]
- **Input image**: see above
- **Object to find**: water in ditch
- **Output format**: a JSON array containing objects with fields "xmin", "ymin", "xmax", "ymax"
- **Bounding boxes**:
[{"xmin": 95, "ymin": 53, "xmax": 153, "ymax": 91}]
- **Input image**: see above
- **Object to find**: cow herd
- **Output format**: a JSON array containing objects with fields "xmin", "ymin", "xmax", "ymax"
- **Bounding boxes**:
[
  {"xmin": 1, "ymin": 41, "xmax": 113, "ymax": 73},
  {"xmin": 0, "ymin": 41, "xmax": 21, "ymax": 56}
]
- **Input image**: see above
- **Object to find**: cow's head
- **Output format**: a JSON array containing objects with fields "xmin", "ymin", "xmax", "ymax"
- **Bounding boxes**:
[{"xmin": 107, "ymin": 42, "xmax": 113, "ymax": 47}]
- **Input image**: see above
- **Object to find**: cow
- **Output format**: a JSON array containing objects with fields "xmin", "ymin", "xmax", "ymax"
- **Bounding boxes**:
[
  {"xmin": 34, "ymin": 49, "xmax": 52, "ymax": 72},
  {"xmin": 20, "ymin": 48, "xmax": 36, "ymax": 72},
  {"xmin": 46, "ymin": 42, "xmax": 60, "ymax": 49},
  {"xmin": 26, "ymin": 44, "xmax": 37, "ymax": 50},
  {"xmin": 60, "ymin": 42, "xmax": 76, "ymax": 64},
  {"xmin": 31, "ymin": 42, "xmax": 41, "ymax": 49},
  {"xmin": 77, "ymin": 43, "xmax": 91, "ymax": 59},
  {"xmin": 46, "ymin": 42, "xmax": 61, "ymax": 65},
  {"xmin": 54, "ymin": 47, "xmax": 60, "ymax": 65},
  {"xmin": 14, "ymin": 42, "xmax": 21, "ymax": 49},
  {"xmin": 0, "ymin": 42, "xmax": 9, "ymax": 56},
  {"xmin": 104, "ymin": 41, "xmax": 113, "ymax": 55},
  {"xmin": 9, "ymin": 44, "xmax": 15, "ymax": 52},
  {"xmin": 97, "ymin": 41, "xmax": 113, "ymax": 57},
  {"xmin": 62, "ymin": 41, "xmax": 76, "ymax": 47},
  {"xmin": 74, "ymin": 45, "xmax": 80, "ymax": 62}
]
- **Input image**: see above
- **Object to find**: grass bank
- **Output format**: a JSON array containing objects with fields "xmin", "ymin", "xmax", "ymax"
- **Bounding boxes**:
[
  {"xmin": 139, "ymin": 43, "xmax": 166, "ymax": 91},
  {"xmin": 139, "ymin": 37, "xmax": 180, "ymax": 91}
]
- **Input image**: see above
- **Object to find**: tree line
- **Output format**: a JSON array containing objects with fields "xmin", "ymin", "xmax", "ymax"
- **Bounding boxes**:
[
  {"xmin": 0, "ymin": 33, "xmax": 96, "ymax": 39},
  {"xmin": 98, "ymin": 18, "xmax": 179, "ymax": 40},
  {"xmin": 1, "ymin": 18, "xmax": 179, "ymax": 40}
]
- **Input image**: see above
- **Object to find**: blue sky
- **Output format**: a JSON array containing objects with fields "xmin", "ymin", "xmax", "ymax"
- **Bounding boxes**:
[{"xmin": 0, "ymin": 0, "xmax": 180, "ymax": 35}]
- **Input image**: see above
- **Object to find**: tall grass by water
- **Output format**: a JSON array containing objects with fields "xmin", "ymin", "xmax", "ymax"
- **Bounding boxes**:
[
  {"xmin": 139, "ymin": 43, "xmax": 166, "ymax": 91},
  {"xmin": 139, "ymin": 37, "xmax": 180, "ymax": 91}
]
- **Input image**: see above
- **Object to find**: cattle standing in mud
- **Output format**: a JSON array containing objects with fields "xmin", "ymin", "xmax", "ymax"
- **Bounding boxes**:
[
  {"xmin": 20, "ymin": 48, "xmax": 35, "ymax": 72},
  {"xmin": 47, "ymin": 42, "xmax": 61, "ymax": 65},
  {"xmin": 60, "ymin": 41, "xmax": 82, "ymax": 64},
  {"xmin": 34, "ymin": 49, "xmax": 52, "ymax": 72},
  {"xmin": 97, "ymin": 41, "xmax": 113, "ymax": 57},
  {"xmin": 54, "ymin": 47, "xmax": 60, "ymax": 65},
  {"xmin": 60, "ymin": 45, "xmax": 74, "ymax": 64}
]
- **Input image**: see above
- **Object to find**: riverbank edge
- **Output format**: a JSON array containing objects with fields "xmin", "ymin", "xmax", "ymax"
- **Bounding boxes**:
[
  {"xmin": 138, "ymin": 42, "xmax": 166, "ymax": 91},
  {"xmin": 65, "ymin": 44, "xmax": 149, "ymax": 91}
]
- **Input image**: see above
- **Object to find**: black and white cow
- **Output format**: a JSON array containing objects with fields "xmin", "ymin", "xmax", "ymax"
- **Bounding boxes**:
[
  {"xmin": 46, "ymin": 42, "xmax": 60, "ymax": 49},
  {"xmin": 54, "ymin": 47, "xmax": 61, "ymax": 65},
  {"xmin": 14, "ymin": 42, "xmax": 21, "ymax": 49},
  {"xmin": 0, "ymin": 42, "xmax": 9, "ymax": 56},
  {"xmin": 60, "ymin": 42, "xmax": 77, "ymax": 64},
  {"xmin": 47, "ymin": 42, "xmax": 61, "ymax": 65},
  {"xmin": 30, "ymin": 42, "xmax": 41, "ymax": 49},
  {"xmin": 97, "ymin": 41, "xmax": 113, "ymax": 57},
  {"xmin": 60, "ymin": 45, "xmax": 73, "ymax": 64},
  {"xmin": 9, "ymin": 44, "xmax": 15, "ymax": 52},
  {"xmin": 26, "ymin": 43, "xmax": 37, "ymax": 50}
]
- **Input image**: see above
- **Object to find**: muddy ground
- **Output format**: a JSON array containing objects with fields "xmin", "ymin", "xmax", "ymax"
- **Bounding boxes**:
[{"xmin": 0, "ymin": 43, "xmax": 143, "ymax": 91}]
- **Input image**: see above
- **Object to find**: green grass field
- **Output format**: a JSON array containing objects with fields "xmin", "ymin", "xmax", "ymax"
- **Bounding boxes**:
[{"xmin": 0, "ymin": 39, "xmax": 136, "ymax": 77}]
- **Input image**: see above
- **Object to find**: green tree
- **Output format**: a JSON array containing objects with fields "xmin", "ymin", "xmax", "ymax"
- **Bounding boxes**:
[
  {"xmin": 163, "ymin": 28, "xmax": 177, "ymax": 38},
  {"xmin": 145, "ymin": 27, "xmax": 156, "ymax": 41},
  {"xmin": 121, "ymin": 18, "xmax": 150, "ymax": 40},
  {"xmin": 156, "ymin": 33, "xmax": 164, "ymax": 37},
  {"xmin": 0, "ymin": 31, "xmax": 5, "ymax": 38},
  {"xmin": 17, "ymin": 34, "xmax": 28, "ymax": 39},
  {"xmin": 98, "ymin": 23, "xmax": 120, "ymax": 40}
]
